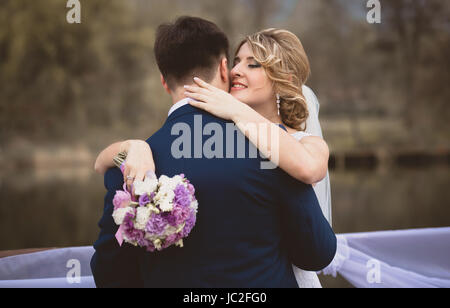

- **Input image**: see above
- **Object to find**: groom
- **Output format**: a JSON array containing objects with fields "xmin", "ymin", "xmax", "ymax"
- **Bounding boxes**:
[{"xmin": 91, "ymin": 16, "xmax": 336, "ymax": 288}]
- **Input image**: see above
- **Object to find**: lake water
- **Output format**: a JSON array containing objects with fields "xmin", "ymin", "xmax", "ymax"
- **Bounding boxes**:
[{"xmin": 1, "ymin": 165, "xmax": 449, "ymax": 287}]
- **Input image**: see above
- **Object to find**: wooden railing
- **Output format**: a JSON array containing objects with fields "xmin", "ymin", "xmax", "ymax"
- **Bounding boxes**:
[
  {"xmin": 0, "ymin": 248, "xmax": 57, "ymax": 259},
  {"xmin": 329, "ymin": 148, "xmax": 449, "ymax": 170}
]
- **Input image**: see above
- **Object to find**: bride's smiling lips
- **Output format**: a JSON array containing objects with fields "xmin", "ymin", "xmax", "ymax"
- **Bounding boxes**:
[{"xmin": 230, "ymin": 81, "xmax": 248, "ymax": 92}]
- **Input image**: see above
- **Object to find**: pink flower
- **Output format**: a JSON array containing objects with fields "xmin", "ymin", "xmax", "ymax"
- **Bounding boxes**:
[
  {"xmin": 113, "ymin": 190, "xmax": 132, "ymax": 210},
  {"xmin": 163, "ymin": 233, "xmax": 180, "ymax": 249}
]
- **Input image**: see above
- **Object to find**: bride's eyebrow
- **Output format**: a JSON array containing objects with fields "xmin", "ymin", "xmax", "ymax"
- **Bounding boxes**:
[{"xmin": 233, "ymin": 56, "xmax": 256, "ymax": 63}]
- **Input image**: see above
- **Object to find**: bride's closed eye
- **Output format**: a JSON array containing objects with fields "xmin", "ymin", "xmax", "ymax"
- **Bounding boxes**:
[
  {"xmin": 245, "ymin": 56, "xmax": 262, "ymax": 68},
  {"xmin": 233, "ymin": 58, "xmax": 261, "ymax": 69},
  {"xmin": 248, "ymin": 63, "xmax": 262, "ymax": 68}
]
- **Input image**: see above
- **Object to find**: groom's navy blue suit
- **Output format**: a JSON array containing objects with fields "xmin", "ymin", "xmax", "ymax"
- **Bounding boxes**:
[{"xmin": 91, "ymin": 104, "xmax": 337, "ymax": 288}]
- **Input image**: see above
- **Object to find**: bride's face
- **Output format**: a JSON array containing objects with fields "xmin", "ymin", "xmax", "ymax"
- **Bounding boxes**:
[{"xmin": 230, "ymin": 43, "xmax": 275, "ymax": 109}]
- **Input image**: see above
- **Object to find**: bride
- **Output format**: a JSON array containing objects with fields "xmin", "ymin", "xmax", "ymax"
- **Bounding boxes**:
[{"xmin": 94, "ymin": 28, "xmax": 332, "ymax": 288}]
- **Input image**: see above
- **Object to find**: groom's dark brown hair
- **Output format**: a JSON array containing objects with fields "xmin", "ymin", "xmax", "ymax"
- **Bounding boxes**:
[{"xmin": 154, "ymin": 16, "xmax": 229, "ymax": 90}]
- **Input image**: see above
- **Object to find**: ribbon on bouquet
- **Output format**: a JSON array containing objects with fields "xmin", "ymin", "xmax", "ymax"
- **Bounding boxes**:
[{"xmin": 116, "ymin": 225, "xmax": 125, "ymax": 247}]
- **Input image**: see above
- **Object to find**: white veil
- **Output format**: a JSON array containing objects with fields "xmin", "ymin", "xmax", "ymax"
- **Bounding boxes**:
[
  {"xmin": 291, "ymin": 85, "xmax": 333, "ymax": 288},
  {"xmin": 302, "ymin": 85, "xmax": 332, "ymax": 225}
]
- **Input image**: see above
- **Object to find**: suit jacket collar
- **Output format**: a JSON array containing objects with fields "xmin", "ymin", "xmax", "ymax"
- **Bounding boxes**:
[
  {"xmin": 166, "ymin": 101, "xmax": 199, "ymax": 124},
  {"xmin": 168, "ymin": 98, "xmax": 191, "ymax": 117}
]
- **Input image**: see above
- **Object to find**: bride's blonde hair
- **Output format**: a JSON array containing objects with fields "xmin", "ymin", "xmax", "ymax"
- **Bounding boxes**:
[{"xmin": 237, "ymin": 28, "xmax": 310, "ymax": 131}]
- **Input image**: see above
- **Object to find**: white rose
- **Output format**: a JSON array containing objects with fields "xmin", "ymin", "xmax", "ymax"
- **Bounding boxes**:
[
  {"xmin": 112, "ymin": 207, "xmax": 134, "ymax": 225},
  {"xmin": 144, "ymin": 233, "xmax": 160, "ymax": 242},
  {"xmin": 154, "ymin": 188, "xmax": 175, "ymax": 206},
  {"xmin": 190, "ymin": 200, "xmax": 198, "ymax": 212},
  {"xmin": 158, "ymin": 175, "xmax": 170, "ymax": 186},
  {"xmin": 159, "ymin": 199, "xmax": 173, "ymax": 212},
  {"xmin": 135, "ymin": 207, "xmax": 151, "ymax": 230},
  {"xmin": 134, "ymin": 178, "xmax": 158, "ymax": 196},
  {"xmin": 171, "ymin": 175, "xmax": 183, "ymax": 185},
  {"xmin": 159, "ymin": 175, "xmax": 181, "ymax": 191},
  {"xmin": 163, "ymin": 225, "xmax": 177, "ymax": 237}
]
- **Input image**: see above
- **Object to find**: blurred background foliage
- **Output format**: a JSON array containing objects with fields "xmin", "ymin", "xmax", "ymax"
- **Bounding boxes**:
[{"xmin": 1, "ymin": 0, "xmax": 449, "ymax": 156}]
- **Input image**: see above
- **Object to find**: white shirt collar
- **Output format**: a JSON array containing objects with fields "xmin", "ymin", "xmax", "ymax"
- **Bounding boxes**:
[{"xmin": 168, "ymin": 98, "xmax": 192, "ymax": 117}]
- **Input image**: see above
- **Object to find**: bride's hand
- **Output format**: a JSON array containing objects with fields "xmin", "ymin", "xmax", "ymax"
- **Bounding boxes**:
[
  {"xmin": 121, "ymin": 140, "xmax": 156, "ymax": 191},
  {"xmin": 184, "ymin": 77, "xmax": 247, "ymax": 121}
]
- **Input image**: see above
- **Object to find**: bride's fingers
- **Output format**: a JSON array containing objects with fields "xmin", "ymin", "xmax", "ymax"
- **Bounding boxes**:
[
  {"xmin": 123, "ymin": 165, "xmax": 130, "ymax": 183},
  {"xmin": 184, "ymin": 91, "xmax": 209, "ymax": 103},
  {"xmin": 145, "ymin": 169, "xmax": 157, "ymax": 180},
  {"xmin": 193, "ymin": 77, "xmax": 214, "ymax": 90},
  {"xmin": 188, "ymin": 100, "xmax": 211, "ymax": 113},
  {"xmin": 184, "ymin": 85, "xmax": 210, "ymax": 95},
  {"xmin": 126, "ymin": 169, "xmax": 136, "ymax": 192},
  {"xmin": 135, "ymin": 170, "xmax": 145, "ymax": 183}
]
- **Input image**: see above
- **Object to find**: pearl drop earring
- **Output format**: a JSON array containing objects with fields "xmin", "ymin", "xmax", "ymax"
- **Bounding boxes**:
[{"xmin": 276, "ymin": 94, "xmax": 281, "ymax": 116}]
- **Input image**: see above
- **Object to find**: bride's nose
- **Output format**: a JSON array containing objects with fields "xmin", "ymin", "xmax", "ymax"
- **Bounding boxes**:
[{"xmin": 230, "ymin": 64, "xmax": 243, "ymax": 78}]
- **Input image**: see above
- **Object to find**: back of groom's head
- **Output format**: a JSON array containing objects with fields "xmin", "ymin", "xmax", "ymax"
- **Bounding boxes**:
[{"xmin": 154, "ymin": 16, "xmax": 229, "ymax": 90}]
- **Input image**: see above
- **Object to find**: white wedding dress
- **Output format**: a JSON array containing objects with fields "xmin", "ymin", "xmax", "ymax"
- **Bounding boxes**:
[{"xmin": 290, "ymin": 85, "xmax": 332, "ymax": 288}]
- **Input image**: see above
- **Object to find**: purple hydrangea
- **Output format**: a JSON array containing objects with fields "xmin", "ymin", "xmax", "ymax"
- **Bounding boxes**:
[
  {"xmin": 163, "ymin": 232, "xmax": 184, "ymax": 249},
  {"xmin": 174, "ymin": 184, "xmax": 191, "ymax": 208},
  {"xmin": 162, "ymin": 204, "xmax": 191, "ymax": 227},
  {"xmin": 137, "ymin": 237, "xmax": 152, "ymax": 248},
  {"xmin": 122, "ymin": 211, "xmax": 146, "ymax": 244},
  {"xmin": 182, "ymin": 208, "xmax": 197, "ymax": 237},
  {"xmin": 187, "ymin": 183, "xmax": 195, "ymax": 196},
  {"xmin": 146, "ymin": 243, "xmax": 156, "ymax": 252},
  {"xmin": 139, "ymin": 193, "xmax": 150, "ymax": 207},
  {"xmin": 123, "ymin": 210, "xmax": 136, "ymax": 227},
  {"xmin": 145, "ymin": 213, "xmax": 167, "ymax": 236}
]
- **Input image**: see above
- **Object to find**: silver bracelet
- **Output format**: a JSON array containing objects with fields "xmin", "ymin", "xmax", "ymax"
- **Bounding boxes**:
[{"xmin": 113, "ymin": 151, "xmax": 128, "ymax": 169}]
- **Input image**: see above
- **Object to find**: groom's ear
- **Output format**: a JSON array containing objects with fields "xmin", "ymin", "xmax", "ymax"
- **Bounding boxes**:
[
  {"xmin": 219, "ymin": 57, "xmax": 229, "ymax": 84},
  {"xmin": 160, "ymin": 74, "xmax": 171, "ymax": 94}
]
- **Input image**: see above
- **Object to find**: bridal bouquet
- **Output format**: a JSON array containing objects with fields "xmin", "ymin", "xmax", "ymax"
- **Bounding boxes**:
[{"xmin": 112, "ymin": 153, "xmax": 198, "ymax": 252}]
